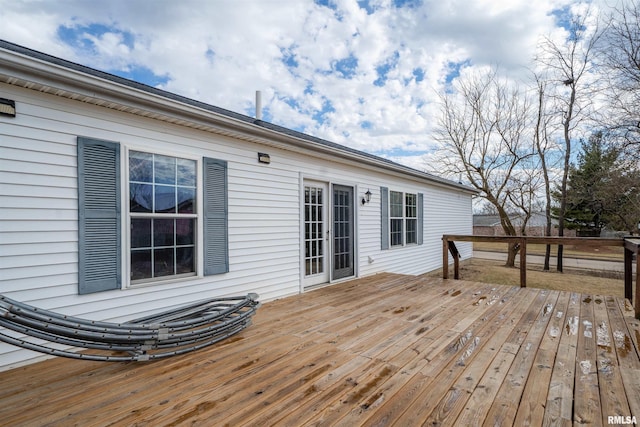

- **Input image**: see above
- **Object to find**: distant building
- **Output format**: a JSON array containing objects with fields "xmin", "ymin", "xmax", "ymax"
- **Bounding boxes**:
[{"xmin": 473, "ymin": 212, "xmax": 574, "ymax": 237}]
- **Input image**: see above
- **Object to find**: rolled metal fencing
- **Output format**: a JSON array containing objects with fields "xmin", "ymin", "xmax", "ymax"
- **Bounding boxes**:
[{"xmin": 0, "ymin": 293, "xmax": 260, "ymax": 362}]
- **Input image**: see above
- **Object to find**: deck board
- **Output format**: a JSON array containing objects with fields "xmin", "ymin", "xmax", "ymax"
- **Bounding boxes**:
[{"xmin": 0, "ymin": 273, "xmax": 638, "ymax": 426}]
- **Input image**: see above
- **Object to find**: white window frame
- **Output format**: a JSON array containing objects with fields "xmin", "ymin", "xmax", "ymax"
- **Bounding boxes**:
[
  {"xmin": 389, "ymin": 190, "xmax": 418, "ymax": 248},
  {"xmin": 124, "ymin": 146, "xmax": 202, "ymax": 287}
]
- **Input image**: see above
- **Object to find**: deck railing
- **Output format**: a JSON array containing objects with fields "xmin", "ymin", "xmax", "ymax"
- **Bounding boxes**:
[{"xmin": 442, "ymin": 235, "xmax": 640, "ymax": 319}]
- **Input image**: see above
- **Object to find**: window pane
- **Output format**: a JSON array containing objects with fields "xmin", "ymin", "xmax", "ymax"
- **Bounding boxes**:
[
  {"xmin": 155, "ymin": 185, "xmax": 176, "ymax": 213},
  {"xmin": 131, "ymin": 250, "xmax": 152, "ymax": 280},
  {"xmin": 178, "ymin": 187, "xmax": 195, "ymax": 214},
  {"xmin": 129, "ymin": 151, "xmax": 152, "ymax": 183},
  {"xmin": 176, "ymin": 219, "xmax": 195, "ymax": 245},
  {"xmin": 406, "ymin": 193, "xmax": 417, "ymax": 218},
  {"xmin": 390, "ymin": 191, "xmax": 403, "ymax": 217},
  {"xmin": 177, "ymin": 158, "xmax": 196, "ymax": 186},
  {"xmin": 130, "ymin": 183, "xmax": 153, "ymax": 213},
  {"xmin": 131, "ymin": 218, "xmax": 151, "ymax": 248},
  {"xmin": 391, "ymin": 219, "xmax": 403, "ymax": 246},
  {"xmin": 154, "ymin": 155, "xmax": 176, "ymax": 185},
  {"xmin": 390, "ymin": 191, "xmax": 403, "ymax": 204},
  {"xmin": 154, "ymin": 248, "xmax": 175, "ymax": 277},
  {"xmin": 406, "ymin": 219, "xmax": 417, "ymax": 244},
  {"xmin": 154, "ymin": 219, "xmax": 175, "ymax": 247},
  {"xmin": 176, "ymin": 247, "xmax": 195, "ymax": 274}
]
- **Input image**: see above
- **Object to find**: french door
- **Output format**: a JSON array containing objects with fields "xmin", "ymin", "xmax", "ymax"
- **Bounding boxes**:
[
  {"xmin": 303, "ymin": 181, "xmax": 355, "ymax": 288},
  {"xmin": 332, "ymin": 184, "xmax": 354, "ymax": 280},
  {"xmin": 303, "ymin": 182, "xmax": 329, "ymax": 287}
]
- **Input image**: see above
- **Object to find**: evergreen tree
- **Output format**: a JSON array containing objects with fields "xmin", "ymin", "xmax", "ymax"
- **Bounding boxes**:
[{"xmin": 556, "ymin": 132, "xmax": 640, "ymax": 234}]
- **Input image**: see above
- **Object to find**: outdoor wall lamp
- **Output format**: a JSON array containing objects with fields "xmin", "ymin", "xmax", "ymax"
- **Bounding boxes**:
[
  {"xmin": 361, "ymin": 189, "xmax": 372, "ymax": 205},
  {"xmin": 257, "ymin": 152, "xmax": 271, "ymax": 164},
  {"xmin": 0, "ymin": 98, "xmax": 16, "ymax": 117}
]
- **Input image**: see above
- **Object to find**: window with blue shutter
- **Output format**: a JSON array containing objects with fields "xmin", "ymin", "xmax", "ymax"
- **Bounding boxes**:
[
  {"xmin": 203, "ymin": 157, "xmax": 229, "ymax": 275},
  {"xmin": 77, "ymin": 137, "xmax": 121, "ymax": 294},
  {"xmin": 78, "ymin": 136, "xmax": 229, "ymax": 291},
  {"xmin": 380, "ymin": 187, "xmax": 424, "ymax": 249}
]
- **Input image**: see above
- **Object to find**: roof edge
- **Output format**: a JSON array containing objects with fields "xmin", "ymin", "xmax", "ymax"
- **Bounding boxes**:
[{"xmin": 0, "ymin": 39, "xmax": 477, "ymax": 194}]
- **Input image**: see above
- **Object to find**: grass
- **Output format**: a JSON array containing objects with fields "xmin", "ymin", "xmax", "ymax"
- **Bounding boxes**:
[
  {"xmin": 426, "ymin": 258, "xmax": 629, "ymax": 297},
  {"xmin": 473, "ymin": 241, "xmax": 624, "ymax": 260}
]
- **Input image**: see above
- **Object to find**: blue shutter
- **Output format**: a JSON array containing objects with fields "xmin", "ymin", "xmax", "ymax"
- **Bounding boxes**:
[
  {"xmin": 380, "ymin": 187, "xmax": 389, "ymax": 250},
  {"xmin": 417, "ymin": 192, "xmax": 424, "ymax": 245},
  {"xmin": 203, "ymin": 157, "xmax": 229, "ymax": 275},
  {"xmin": 77, "ymin": 137, "xmax": 121, "ymax": 294}
]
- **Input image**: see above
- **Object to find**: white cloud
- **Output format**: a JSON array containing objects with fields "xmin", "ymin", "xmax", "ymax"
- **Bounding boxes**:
[{"xmin": 0, "ymin": 0, "xmax": 609, "ymax": 168}]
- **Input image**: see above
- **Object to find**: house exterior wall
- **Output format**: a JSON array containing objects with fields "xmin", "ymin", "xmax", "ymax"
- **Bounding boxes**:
[{"xmin": 0, "ymin": 82, "xmax": 473, "ymax": 370}]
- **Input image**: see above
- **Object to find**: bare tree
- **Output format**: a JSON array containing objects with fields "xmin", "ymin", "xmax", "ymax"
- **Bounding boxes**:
[
  {"xmin": 505, "ymin": 157, "xmax": 546, "ymax": 236},
  {"xmin": 530, "ymin": 71, "xmax": 562, "ymax": 270},
  {"xmin": 599, "ymin": 0, "xmax": 640, "ymax": 159},
  {"xmin": 432, "ymin": 67, "xmax": 534, "ymax": 266},
  {"xmin": 535, "ymin": 7, "xmax": 603, "ymax": 271}
]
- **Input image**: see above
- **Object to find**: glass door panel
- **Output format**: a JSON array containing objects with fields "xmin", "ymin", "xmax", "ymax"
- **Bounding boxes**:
[
  {"xmin": 332, "ymin": 185, "xmax": 354, "ymax": 280},
  {"xmin": 304, "ymin": 182, "xmax": 329, "ymax": 287}
]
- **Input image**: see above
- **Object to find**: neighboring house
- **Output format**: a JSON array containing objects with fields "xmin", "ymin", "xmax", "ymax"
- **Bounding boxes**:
[
  {"xmin": 0, "ymin": 40, "xmax": 475, "ymax": 370},
  {"xmin": 473, "ymin": 212, "xmax": 574, "ymax": 237}
]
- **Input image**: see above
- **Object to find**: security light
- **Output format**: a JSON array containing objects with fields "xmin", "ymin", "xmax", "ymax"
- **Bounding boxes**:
[
  {"xmin": 0, "ymin": 98, "xmax": 16, "ymax": 117},
  {"xmin": 258, "ymin": 152, "xmax": 271, "ymax": 164}
]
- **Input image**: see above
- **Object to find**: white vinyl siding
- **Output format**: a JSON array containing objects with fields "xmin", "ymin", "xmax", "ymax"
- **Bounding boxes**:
[{"xmin": 0, "ymin": 81, "xmax": 473, "ymax": 370}]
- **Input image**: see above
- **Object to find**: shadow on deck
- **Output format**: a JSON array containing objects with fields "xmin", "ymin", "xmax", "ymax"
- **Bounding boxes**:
[{"xmin": 1, "ymin": 273, "xmax": 639, "ymax": 426}]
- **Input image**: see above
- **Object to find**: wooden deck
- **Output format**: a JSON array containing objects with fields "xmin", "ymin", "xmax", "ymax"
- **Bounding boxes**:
[{"xmin": 1, "ymin": 273, "xmax": 639, "ymax": 426}]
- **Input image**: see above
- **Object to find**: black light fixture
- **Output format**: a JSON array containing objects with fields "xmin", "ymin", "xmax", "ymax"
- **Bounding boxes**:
[
  {"xmin": 258, "ymin": 152, "xmax": 271, "ymax": 164},
  {"xmin": 361, "ymin": 189, "xmax": 372, "ymax": 205},
  {"xmin": 0, "ymin": 98, "xmax": 16, "ymax": 117}
]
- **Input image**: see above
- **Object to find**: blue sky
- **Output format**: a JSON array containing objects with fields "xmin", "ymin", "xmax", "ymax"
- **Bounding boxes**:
[{"xmin": 0, "ymin": 0, "xmax": 603, "ymax": 170}]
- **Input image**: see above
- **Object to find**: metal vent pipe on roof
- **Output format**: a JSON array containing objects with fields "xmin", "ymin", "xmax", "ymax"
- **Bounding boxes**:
[{"xmin": 256, "ymin": 90, "xmax": 262, "ymax": 120}]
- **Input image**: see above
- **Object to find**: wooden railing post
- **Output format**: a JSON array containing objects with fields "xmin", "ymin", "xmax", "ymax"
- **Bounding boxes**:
[
  {"xmin": 442, "ymin": 236, "xmax": 449, "ymax": 280},
  {"xmin": 623, "ymin": 238, "xmax": 640, "ymax": 319},
  {"xmin": 624, "ymin": 245, "xmax": 633, "ymax": 301},
  {"xmin": 636, "ymin": 252, "xmax": 640, "ymax": 320},
  {"xmin": 520, "ymin": 237, "xmax": 527, "ymax": 288},
  {"xmin": 449, "ymin": 241, "xmax": 460, "ymax": 280},
  {"xmin": 443, "ymin": 236, "xmax": 461, "ymax": 280}
]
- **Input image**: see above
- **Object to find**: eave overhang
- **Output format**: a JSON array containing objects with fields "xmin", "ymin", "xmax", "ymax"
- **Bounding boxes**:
[{"xmin": 0, "ymin": 40, "xmax": 477, "ymax": 195}]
